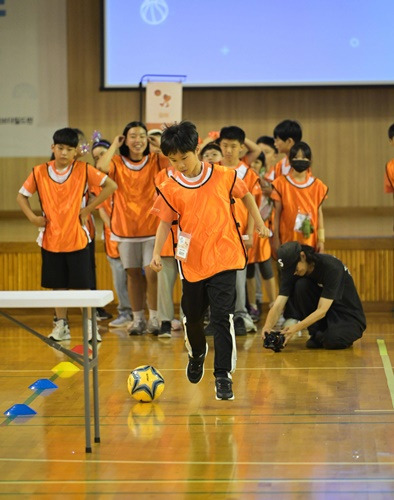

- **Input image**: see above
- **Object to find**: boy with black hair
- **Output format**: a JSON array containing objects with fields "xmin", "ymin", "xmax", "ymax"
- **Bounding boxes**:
[
  {"xmin": 385, "ymin": 123, "xmax": 394, "ymax": 194},
  {"xmin": 150, "ymin": 121, "xmax": 270, "ymax": 400},
  {"xmin": 200, "ymin": 142, "xmax": 223, "ymax": 164},
  {"xmin": 219, "ymin": 125, "xmax": 261, "ymax": 166},
  {"xmin": 218, "ymin": 125, "xmax": 262, "ymax": 335},
  {"xmin": 264, "ymin": 119, "xmax": 303, "ymax": 184},
  {"xmin": 262, "ymin": 242, "xmax": 366, "ymax": 350},
  {"xmin": 17, "ymin": 128, "xmax": 117, "ymax": 341}
]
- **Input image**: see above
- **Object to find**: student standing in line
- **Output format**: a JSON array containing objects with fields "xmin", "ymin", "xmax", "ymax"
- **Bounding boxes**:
[
  {"xmin": 91, "ymin": 140, "xmax": 133, "ymax": 328},
  {"xmin": 17, "ymin": 128, "xmax": 117, "ymax": 341},
  {"xmin": 154, "ymin": 164, "xmax": 183, "ymax": 338},
  {"xmin": 270, "ymin": 141, "xmax": 328, "ymax": 256},
  {"xmin": 218, "ymin": 125, "xmax": 261, "ymax": 335},
  {"xmin": 246, "ymin": 147, "xmax": 276, "ymax": 321},
  {"xmin": 96, "ymin": 122, "xmax": 170, "ymax": 336}
]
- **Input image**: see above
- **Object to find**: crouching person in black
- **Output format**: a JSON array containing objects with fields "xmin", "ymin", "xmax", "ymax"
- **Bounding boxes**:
[{"xmin": 262, "ymin": 241, "xmax": 366, "ymax": 349}]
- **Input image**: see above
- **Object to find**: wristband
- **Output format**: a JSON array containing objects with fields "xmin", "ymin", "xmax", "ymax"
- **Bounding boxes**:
[{"xmin": 317, "ymin": 228, "xmax": 325, "ymax": 242}]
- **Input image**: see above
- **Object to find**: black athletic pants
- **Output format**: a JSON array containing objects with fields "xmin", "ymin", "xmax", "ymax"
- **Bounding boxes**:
[
  {"xmin": 284, "ymin": 278, "xmax": 363, "ymax": 349},
  {"xmin": 181, "ymin": 270, "xmax": 237, "ymax": 378}
]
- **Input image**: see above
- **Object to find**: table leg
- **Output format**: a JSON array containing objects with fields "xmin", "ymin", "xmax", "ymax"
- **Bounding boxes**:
[
  {"xmin": 91, "ymin": 308, "xmax": 100, "ymax": 443},
  {"xmin": 82, "ymin": 307, "xmax": 92, "ymax": 453}
]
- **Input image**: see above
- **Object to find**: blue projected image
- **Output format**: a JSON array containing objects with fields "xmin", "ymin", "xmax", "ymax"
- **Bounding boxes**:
[{"xmin": 102, "ymin": 0, "xmax": 394, "ymax": 88}]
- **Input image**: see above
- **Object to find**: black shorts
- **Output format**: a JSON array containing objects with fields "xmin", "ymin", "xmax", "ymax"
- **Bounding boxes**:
[
  {"xmin": 246, "ymin": 259, "xmax": 274, "ymax": 280},
  {"xmin": 41, "ymin": 246, "xmax": 91, "ymax": 289},
  {"xmin": 88, "ymin": 239, "xmax": 97, "ymax": 290}
]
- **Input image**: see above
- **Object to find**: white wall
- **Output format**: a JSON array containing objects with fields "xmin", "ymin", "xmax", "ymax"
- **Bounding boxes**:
[{"xmin": 0, "ymin": 0, "xmax": 68, "ymax": 157}]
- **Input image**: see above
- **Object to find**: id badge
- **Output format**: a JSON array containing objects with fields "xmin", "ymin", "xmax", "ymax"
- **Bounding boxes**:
[
  {"xmin": 294, "ymin": 212, "xmax": 307, "ymax": 233},
  {"xmin": 175, "ymin": 231, "xmax": 192, "ymax": 262}
]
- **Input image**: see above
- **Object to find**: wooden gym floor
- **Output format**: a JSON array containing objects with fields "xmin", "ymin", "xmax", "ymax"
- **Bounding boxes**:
[{"xmin": 0, "ymin": 307, "xmax": 393, "ymax": 499}]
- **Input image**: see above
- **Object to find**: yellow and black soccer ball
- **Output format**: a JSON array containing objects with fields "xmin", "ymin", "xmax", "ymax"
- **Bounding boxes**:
[{"xmin": 127, "ymin": 365, "xmax": 165, "ymax": 402}]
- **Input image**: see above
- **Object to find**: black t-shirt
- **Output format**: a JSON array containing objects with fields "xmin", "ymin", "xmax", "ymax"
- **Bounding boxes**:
[{"xmin": 279, "ymin": 253, "xmax": 366, "ymax": 330}]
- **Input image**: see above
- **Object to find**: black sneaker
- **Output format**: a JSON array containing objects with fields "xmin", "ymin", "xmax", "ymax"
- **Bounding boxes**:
[
  {"xmin": 158, "ymin": 320, "xmax": 171, "ymax": 338},
  {"xmin": 96, "ymin": 307, "xmax": 113, "ymax": 321},
  {"xmin": 215, "ymin": 377, "xmax": 234, "ymax": 400},
  {"xmin": 234, "ymin": 317, "xmax": 247, "ymax": 336},
  {"xmin": 186, "ymin": 344, "xmax": 208, "ymax": 384}
]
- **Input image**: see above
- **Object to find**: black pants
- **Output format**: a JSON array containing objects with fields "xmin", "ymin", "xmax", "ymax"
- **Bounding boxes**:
[
  {"xmin": 284, "ymin": 278, "xmax": 363, "ymax": 350},
  {"xmin": 181, "ymin": 270, "xmax": 237, "ymax": 378},
  {"xmin": 88, "ymin": 239, "xmax": 97, "ymax": 290}
]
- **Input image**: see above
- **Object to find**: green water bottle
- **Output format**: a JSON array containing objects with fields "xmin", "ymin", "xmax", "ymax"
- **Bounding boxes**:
[{"xmin": 301, "ymin": 217, "xmax": 312, "ymax": 238}]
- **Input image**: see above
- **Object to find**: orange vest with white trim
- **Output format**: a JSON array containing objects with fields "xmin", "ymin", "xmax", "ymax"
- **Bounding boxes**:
[
  {"xmin": 271, "ymin": 172, "xmax": 328, "ymax": 248},
  {"xmin": 157, "ymin": 164, "xmax": 246, "ymax": 282},
  {"xmin": 264, "ymin": 157, "xmax": 291, "ymax": 182},
  {"xmin": 155, "ymin": 167, "xmax": 178, "ymax": 257},
  {"xmin": 33, "ymin": 162, "xmax": 90, "ymax": 252},
  {"xmin": 102, "ymin": 197, "xmax": 119, "ymax": 258},
  {"xmin": 90, "ymin": 185, "xmax": 119, "ymax": 258},
  {"xmin": 231, "ymin": 162, "xmax": 261, "ymax": 234},
  {"xmin": 110, "ymin": 153, "xmax": 167, "ymax": 238},
  {"xmin": 230, "ymin": 163, "xmax": 270, "ymax": 264},
  {"xmin": 248, "ymin": 221, "xmax": 271, "ymax": 263}
]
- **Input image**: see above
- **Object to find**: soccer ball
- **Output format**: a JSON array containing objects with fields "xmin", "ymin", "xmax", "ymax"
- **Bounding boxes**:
[{"xmin": 127, "ymin": 365, "xmax": 165, "ymax": 402}]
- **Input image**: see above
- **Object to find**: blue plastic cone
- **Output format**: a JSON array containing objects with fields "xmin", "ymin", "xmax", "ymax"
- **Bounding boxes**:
[
  {"xmin": 28, "ymin": 379, "xmax": 58, "ymax": 391},
  {"xmin": 4, "ymin": 404, "xmax": 37, "ymax": 416}
]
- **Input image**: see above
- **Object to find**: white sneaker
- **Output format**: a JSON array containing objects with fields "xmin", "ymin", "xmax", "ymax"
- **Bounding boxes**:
[
  {"xmin": 108, "ymin": 314, "xmax": 132, "ymax": 328},
  {"xmin": 243, "ymin": 314, "xmax": 257, "ymax": 332},
  {"xmin": 147, "ymin": 317, "xmax": 160, "ymax": 335},
  {"xmin": 88, "ymin": 319, "xmax": 102, "ymax": 342},
  {"xmin": 171, "ymin": 319, "xmax": 182, "ymax": 331},
  {"xmin": 48, "ymin": 319, "xmax": 71, "ymax": 341},
  {"xmin": 274, "ymin": 313, "xmax": 286, "ymax": 329},
  {"xmin": 282, "ymin": 318, "xmax": 301, "ymax": 336},
  {"xmin": 128, "ymin": 317, "xmax": 146, "ymax": 336}
]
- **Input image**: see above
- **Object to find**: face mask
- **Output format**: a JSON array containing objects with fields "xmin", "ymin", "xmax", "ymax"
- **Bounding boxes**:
[{"xmin": 291, "ymin": 159, "xmax": 310, "ymax": 172}]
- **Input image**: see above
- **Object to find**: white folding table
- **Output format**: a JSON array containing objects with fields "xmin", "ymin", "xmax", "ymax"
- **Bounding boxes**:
[{"xmin": 0, "ymin": 290, "xmax": 114, "ymax": 452}]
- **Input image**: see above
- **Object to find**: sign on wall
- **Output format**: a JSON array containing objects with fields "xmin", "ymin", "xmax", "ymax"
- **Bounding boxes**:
[
  {"xmin": 145, "ymin": 81, "xmax": 182, "ymax": 130},
  {"xmin": 0, "ymin": 0, "xmax": 68, "ymax": 157}
]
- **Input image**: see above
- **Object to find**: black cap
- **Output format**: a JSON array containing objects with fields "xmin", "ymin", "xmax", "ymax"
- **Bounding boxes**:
[{"xmin": 277, "ymin": 241, "xmax": 302, "ymax": 276}]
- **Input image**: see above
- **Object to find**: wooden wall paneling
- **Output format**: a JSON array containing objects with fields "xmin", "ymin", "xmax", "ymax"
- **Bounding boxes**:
[
  {"xmin": 324, "ymin": 248, "xmax": 394, "ymax": 303},
  {"xmin": 9, "ymin": 253, "xmax": 14, "ymax": 290},
  {"xmin": 0, "ymin": 244, "xmax": 392, "ymax": 303}
]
